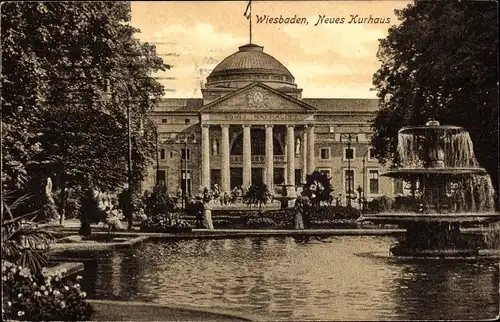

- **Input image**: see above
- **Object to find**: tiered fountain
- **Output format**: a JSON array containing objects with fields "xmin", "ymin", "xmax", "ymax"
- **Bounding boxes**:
[{"xmin": 359, "ymin": 119, "xmax": 499, "ymax": 257}]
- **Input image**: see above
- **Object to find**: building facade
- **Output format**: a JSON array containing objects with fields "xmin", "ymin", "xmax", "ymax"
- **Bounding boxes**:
[{"xmin": 143, "ymin": 43, "xmax": 398, "ymax": 201}]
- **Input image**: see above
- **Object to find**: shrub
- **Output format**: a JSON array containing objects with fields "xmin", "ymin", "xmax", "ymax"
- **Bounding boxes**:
[
  {"xmin": 63, "ymin": 188, "xmax": 81, "ymax": 219},
  {"xmin": 140, "ymin": 212, "xmax": 192, "ymax": 232},
  {"xmin": 309, "ymin": 206, "xmax": 361, "ymax": 221},
  {"xmin": 2, "ymin": 261, "xmax": 93, "ymax": 321},
  {"xmin": 368, "ymin": 196, "xmax": 394, "ymax": 212},
  {"xmin": 393, "ymin": 195, "xmax": 414, "ymax": 211},
  {"xmin": 246, "ymin": 217, "xmax": 277, "ymax": 228},
  {"xmin": 143, "ymin": 184, "xmax": 177, "ymax": 217},
  {"xmin": 254, "ymin": 208, "xmax": 295, "ymax": 228}
]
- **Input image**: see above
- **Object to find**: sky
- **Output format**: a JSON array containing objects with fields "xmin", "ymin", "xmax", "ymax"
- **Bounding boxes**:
[{"xmin": 131, "ymin": 0, "xmax": 411, "ymax": 99}]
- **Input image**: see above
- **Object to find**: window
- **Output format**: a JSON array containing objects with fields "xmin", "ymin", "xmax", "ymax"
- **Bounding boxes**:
[
  {"xmin": 184, "ymin": 118, "xmax": 191, "ymax": 124},
  {"xmin": 344, "ymin": 169, "xmax": 355, "ymax": 194},
  {"xmin": 368, "ymin": 148, "xmax": 376, "ymax": 160},
  {"xmin": 181, "ymin": 148, "xmax": 191, "ymax": 160},
  {"xmin": 160, "ymin": 149, "xmax": 166, "ymax": 160},
  {"xmin": 343, "ymin": 147, "xmax": 356, "ymax": 161},
  {"xmin": 161, "ymin": 118, "xmax": 168, "ymax": 124},
  {"xmin": 158, "ymin": 170, "xmax": 166, "ymax": 183},
  {"xmin": 369, "ymin": 170, "xmax": 380, "ymax": 194},
  {"xmin": 320, "ymin": 148, "xmax": 331, "ymax": 160}
]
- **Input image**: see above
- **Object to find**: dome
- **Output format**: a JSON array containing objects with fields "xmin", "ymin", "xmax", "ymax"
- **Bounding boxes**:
[{"xmin": 205, "ymin": 44, "xmax": 296, "ymax": 89}]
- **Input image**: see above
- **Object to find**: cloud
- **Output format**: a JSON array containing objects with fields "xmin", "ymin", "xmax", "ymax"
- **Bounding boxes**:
[
  {"xmin": 149, "ymin": 23, "xmax": 245, "ymax": 57},
  {"xmin": 282, "ymin": 16, "xmax": 386, "ymax": 58}
]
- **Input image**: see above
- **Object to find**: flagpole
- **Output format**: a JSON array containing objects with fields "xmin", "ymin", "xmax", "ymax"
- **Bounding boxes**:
[{"xmin": 249, "ymin": 1, "xmax": 252, "ymax": 44}]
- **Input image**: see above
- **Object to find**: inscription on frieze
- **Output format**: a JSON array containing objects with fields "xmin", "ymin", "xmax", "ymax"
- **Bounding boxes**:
[{"xmin": 222, "ymin": 114, "xmax": 305, "ymax": 121}]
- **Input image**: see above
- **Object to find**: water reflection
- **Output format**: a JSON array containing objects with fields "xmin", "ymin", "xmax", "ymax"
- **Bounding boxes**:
[
  {"xmin": 80, "ymin": 236, "xmax": 499, "ymax": 320},
  {"xmin": 391, "ymin": 261, "xmax": 499, "ymax": 320}
]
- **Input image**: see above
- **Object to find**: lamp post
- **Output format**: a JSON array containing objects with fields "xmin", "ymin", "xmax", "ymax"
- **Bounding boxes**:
[
  {"xmin": 340, "ymin": 133, "xmax": 358, "ymax": 208},
  {"xmin": 177, "ymin": 133, "xmax": 196, "ymax": 210},
  {"xmin": 362, "ymin": 148, "xmax": 369, "ymax": 211}
]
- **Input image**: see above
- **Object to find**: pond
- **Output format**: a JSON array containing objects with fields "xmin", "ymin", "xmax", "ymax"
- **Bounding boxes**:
[{"xmin": 80, "ymin": 236, "xmax": 499, "ymax": 320}]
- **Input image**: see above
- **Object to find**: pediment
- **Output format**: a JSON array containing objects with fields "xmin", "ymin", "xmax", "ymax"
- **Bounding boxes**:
[{"xmin": 200, "ymin": 83, "xmax": 316, "ymax": 113}]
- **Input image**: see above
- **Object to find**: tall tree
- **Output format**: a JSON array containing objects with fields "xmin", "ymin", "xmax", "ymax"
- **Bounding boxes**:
[
  {"xmin": 371, "ymin": 1, "xmax": 499, "ymax": 192},
  {"xmin": 1, "ymin": 2, "xmax": 169, "ymax": 218}
]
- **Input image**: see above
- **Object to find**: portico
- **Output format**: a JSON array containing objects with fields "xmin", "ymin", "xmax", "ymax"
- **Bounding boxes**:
[
  {"xmin": 200, "ymin": 122, "xmax": 316, "ymax": 192},
  {"xmin": 199, "ymin": 82, "xmax": 317, "ymax": 192}
]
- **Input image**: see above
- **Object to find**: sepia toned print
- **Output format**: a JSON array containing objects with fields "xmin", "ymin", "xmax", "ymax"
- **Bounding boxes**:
[{"xmin": 1, "ymin": 1, "xmax": 498, "ymax": 321}]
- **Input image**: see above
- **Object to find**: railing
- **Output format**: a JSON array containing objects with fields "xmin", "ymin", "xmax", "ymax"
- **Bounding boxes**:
[{"xmin": 229, "ymin": 155, "xmax": 285, "ymax": 164}]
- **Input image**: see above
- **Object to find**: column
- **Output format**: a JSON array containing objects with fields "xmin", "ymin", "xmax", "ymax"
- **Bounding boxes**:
[
  {"xmin": 265, "ymin": 125, "xmax": 274, "ymax": 191},
  {"xmin": 307, "ymin": 125, "xmax": 316, "ymax": 174},
  {"xmin": 302, "ymin": 125, "xmax": 308, "ymax": 183},
  {"xmin": 201, "ymin": 125, "xmax": 210, "ymax": 190},
  {"xmin": 284, "ymin": 131, "xmax": 288, "ymax": 184},
  {"xmin": 221, "ymin": 125, "xmax": 230, "ymax": 192},
  {"xmin": 286, "ymin": 125, "xmax": 295, "ymax": 186},
  {"xmin": 242, "ymin": 125, "xmax": 252, "ymax": 188}
]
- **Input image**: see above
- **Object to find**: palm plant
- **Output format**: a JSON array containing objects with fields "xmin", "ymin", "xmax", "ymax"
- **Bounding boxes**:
[
  {"xmin": 243, "ymin": 184, "xmax": 271, "ymax": 211},
  {"xmin": 2, "ymin": 190, "xmax": 54, "ymax": 276}
]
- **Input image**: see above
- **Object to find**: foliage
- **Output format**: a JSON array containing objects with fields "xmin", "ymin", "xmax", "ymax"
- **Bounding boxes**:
[
  {"xmin": 301, "ymin": 171, "xmax": 334, "ymax": 207},
  {"xmin": 140, "ymin": 212, "xmax": 191, "ymax": 232},
  {"xmin": 393, "ymin": 195, "xmax": 414, "ymax": 211},
  {"xmin": 309, "ymin": 206, "xmax": 361, "ymax": 221},
  {"xmin": 246, "ymin": 217, "xmax": 277, "ymax": 229},
  {"xmin": 371, "ymin": 1, "xmax": 499, "ymax": 192},
  {"xmin": 53, "ymin": 187, "xmax": 81, "ymax": 219},
  {"xmin": 368, "ymin": 196, "xmax": 394, "ymax": 212},
  {"xmin": 243, "ymin": 184, "xmax": 271, "ymax": 211},
  {"xmin": 78, "ymin": 188, "xmax": 105, "ymax": 236},
  {"xmin": 1, "ymin": 191, "xmax": 54, "ymax": 276},
  {"xmin": 250, "ymin": 208, "xmax": 296, "ymax": 229},
  {"xmin": 2, "ymin": 261, "xmax": 93, "ymax": 321},
  {"xmin": 143, "ymin": 183, "xmax": 177, "ymax": 217},
  {"xmin": 103, "ymin": 208, "xmax": 125, "ymax": 231},
  {"xmin": 1, "ymin": 2, "xmax": 168, "ymax": 209}
]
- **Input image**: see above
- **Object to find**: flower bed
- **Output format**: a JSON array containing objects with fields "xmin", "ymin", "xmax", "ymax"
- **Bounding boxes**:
[
  {"xmin": 139, "ymin": 212, "xmax": 192, "ymax": 233},
  {"xmin": 2, "ymin": 261, "xmax": 93, "ymax": 321}
]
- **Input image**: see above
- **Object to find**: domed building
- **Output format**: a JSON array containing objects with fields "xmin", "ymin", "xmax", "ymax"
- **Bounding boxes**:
[{"xmin": 145, "ymin": 43, "xmax": 399, "ymax": 203}]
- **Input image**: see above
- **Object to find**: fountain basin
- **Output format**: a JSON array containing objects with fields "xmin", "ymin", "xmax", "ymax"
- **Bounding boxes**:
[
  {"xmin": 389, "ymin": 244, "xmax": 478, "ymax": 257},
  {"xmin": 358, "ymin": 213, "xmax": 500, "ymax": 224},
  {"xmin": 382, "ymin": 167, "xmax": 488, "ymax": 178}
]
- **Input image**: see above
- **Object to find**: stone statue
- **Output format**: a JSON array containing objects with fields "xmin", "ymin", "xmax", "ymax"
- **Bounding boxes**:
[
  {"xmin": 45, "ymin": 177, "xmax": 55, "ymax": 204},
  {"xmin": 43, "ymin": 177, "xmax": 59, "ymax": 222},
  {"xmin": 212, "ymin": 138, "xmax": 219, "ymax": 156},
  {"xmin": 295, "ymin": 138, "xmax": 301, "ymax": 155}
]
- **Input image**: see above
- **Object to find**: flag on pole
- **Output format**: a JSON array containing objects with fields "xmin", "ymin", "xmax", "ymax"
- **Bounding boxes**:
[{"xmin": 244, "ymin": 0, "xmax": 251, "ymax": 19}]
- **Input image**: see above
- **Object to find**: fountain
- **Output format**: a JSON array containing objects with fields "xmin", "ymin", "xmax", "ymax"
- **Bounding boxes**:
[{"xmin": 358, "ymin": 119, "xmax": 499, "ymax": 257}]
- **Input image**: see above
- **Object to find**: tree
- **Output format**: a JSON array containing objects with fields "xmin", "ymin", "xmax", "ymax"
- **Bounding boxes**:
[
  {"xmin": 371, "ymin": 1, "xmax": 499, "ymax": 193},
  {"xmin": 1, "ymin": 2, "xmax": 169, "ymax": 220}
]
